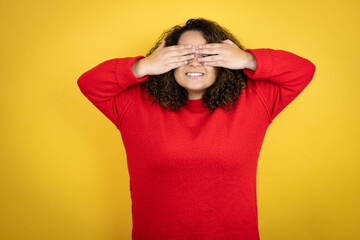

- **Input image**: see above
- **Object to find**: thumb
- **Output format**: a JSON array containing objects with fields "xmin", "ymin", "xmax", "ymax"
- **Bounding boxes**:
[
  {"xmin": 158, "ymin": 39, "xmax": 166, "ymax": 49},
  {"xmin": 222, "ymin": 39, "xmax": 234, "ymax": 45}
]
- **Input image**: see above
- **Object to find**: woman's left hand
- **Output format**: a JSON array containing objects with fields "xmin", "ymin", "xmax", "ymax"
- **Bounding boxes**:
[{"xmin": 196, "ymin": 39, "xmax": 257, "ymax": 71}]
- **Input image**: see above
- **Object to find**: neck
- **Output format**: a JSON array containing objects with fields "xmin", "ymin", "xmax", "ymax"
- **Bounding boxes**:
[{"xmin": 187, "ymin": 91, "xmax": 203, "ymax": 100}]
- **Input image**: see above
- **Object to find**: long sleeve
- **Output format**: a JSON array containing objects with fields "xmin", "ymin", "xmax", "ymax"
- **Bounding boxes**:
[
  {"xmin": 243, "ymin": 48, "xmax": 316, "ymax": 123},
  {"xmin": 77, "ymin": 56, "xmax": 149, "ymax": 128}
]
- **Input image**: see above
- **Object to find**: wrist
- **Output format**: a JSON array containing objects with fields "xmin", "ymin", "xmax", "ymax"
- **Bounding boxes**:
[
  {"xmin": 131, "ymin": 58, "xmax": 148, "ymax": 78},
  {"xmin": 245, "ymin": 52, "xmax": 257, "ymax": 71}
]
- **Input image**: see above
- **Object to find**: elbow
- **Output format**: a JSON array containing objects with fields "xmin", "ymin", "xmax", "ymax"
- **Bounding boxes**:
[
  {"xmin": 77, "ymin": 72, "xmax": 90, "ymax": 93},
  {"xmin": 309, "ymin": 61, "xmax": 316, "ymax": 78},
  {"xmin": 77, "ymin": 75, "xmax": 83, "ymax": 90},
  {"xmin": 304, "ymin": 60, "xmax": 316, "ymax": 84}
]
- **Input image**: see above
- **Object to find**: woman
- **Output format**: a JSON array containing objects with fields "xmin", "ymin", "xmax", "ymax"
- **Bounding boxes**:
[{"xmin": 77, "ymin": 18, "xmax": 316, "ymax": 240}]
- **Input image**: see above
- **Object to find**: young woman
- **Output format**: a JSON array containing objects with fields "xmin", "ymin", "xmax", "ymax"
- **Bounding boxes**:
[{"xmin": 77, "ymin": 18, "xmax": 316, "ymax": 240}]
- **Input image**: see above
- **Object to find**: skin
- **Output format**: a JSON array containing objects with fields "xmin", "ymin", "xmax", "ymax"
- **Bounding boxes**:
[
  {"xmin": 131, "ymin": 30, "xmax": 257, "ymax": 100},
  {"xmin": 131, "ymin": 40, "xmax": 196, "ymax": 78},
  {"xmin": 174, "ymin": 30, "xmax": 217, "ymax": 100}
]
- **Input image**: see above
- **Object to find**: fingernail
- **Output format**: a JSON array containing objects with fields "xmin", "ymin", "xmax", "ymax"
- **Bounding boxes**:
[
  {"xmin": 198, "ymin": 45, "xmax": 203, "ymax": 48},
  {"xmin": 188, "ymin": 44, "xmax": 192, "ymax": 48}
]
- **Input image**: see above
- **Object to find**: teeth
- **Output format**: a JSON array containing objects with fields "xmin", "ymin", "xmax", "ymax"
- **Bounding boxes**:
[{"xmin": 186, "ymin": 73, "xmax": 204, "ymax": 76}]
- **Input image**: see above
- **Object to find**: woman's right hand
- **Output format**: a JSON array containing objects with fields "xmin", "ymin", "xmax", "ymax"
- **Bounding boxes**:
[{"xmin": 132, "ymin": 40, "xmax": 197, "ymax": 78}]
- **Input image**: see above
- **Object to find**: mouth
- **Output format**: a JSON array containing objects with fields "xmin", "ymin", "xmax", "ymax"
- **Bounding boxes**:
[{"xmin": 185, "ymin": 72, "xmax": 205, "ymax": 79}]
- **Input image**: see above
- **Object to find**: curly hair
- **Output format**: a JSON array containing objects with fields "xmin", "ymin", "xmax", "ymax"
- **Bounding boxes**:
[{"xmin": 140, "ymin": 17, "xmax": 248, "ymax": 113}]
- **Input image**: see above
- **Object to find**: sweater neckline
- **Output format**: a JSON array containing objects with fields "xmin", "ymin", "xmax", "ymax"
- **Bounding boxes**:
[{"xmin": 185, "ymin": 98, "xmax": 206, "ymax": 111}]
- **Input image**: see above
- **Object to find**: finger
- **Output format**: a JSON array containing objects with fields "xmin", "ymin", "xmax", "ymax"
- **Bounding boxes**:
[
  {"xmin": 166, "ymin": 48, "xmax": 196, "ymax": 57},
  {"xmin": 221, "ymin": 39, "xmax": 234, "ymax": 45},
  {"xmin": 155, "ymin": 39, "xmax": 166, "ymax": 51},
  {"xmin": 168, "ymin": 54, "xmax": 195, "ymax": 64},
  {"xmin": 168, "ymin": 60, "xmax": 189, "ymax": 69},
  {"xmin": 160, "ymin": 39, "xmax": 166, "ymax": 47},
  {"xmin": 167, "ymin": 44, "xmax": 193, "ymax": 51},
  {"xmin": 202, "ymin": 60, "xmax": 224, "ymax": 67},
  {"xmin": 197, "ymin": 54, "xmax": 223, "ymax": 63},
  {"xmin": 198, "ymin": 47, "xmax": 223, "ymax": 55},
  {"xmin": 198, "ymin": 43, "xmax": 223, "ymax": 49}
]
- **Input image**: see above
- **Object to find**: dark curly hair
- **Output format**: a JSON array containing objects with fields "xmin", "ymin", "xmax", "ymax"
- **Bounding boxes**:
[{"xmin": 141, "ymin": 17, "xmax": 248, "ymax": 113}]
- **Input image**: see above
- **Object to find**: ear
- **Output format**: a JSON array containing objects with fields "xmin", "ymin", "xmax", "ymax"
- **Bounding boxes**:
[{"xmin": 221, "ymin": 39, "xmax": 234, "ymax": 45}]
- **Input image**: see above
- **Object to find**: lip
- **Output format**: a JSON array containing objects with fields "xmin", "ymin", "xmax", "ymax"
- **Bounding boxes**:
[
  {"xmin": 186, "ymin": 75, "xmax": 204, "ymax": 79},
  {"xmin": 185, "ymin": 72, "xmax": 205, "ymax": 74},
  {"xmin": 185, "ymin": 72, "xmax": 205, "ymax": 79}
]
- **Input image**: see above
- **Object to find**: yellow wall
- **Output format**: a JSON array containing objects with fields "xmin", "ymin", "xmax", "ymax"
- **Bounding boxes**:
[{"xmin": 1, "ymin": 0, "xmax": 359, "ymax": 239}]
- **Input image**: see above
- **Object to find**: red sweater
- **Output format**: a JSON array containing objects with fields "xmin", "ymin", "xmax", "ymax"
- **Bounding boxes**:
[{"xmin": 77, "ymin": 48, "xmax": 316, "ymax": 240}]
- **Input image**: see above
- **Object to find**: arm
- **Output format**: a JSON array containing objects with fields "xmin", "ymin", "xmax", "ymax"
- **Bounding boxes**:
[
  {"xmin": 77, "ymin": 42, "xmax": 197, "ymax": 128},
  {"xmin": 77, "ymin": 56, "xmax": 149, "ymax": 128},
  {"xmin": 243, "ymin": 48, "xmax": 316, "ymax": 123}
]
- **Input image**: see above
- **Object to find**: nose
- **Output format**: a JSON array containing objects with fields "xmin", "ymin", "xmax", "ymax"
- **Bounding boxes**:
[{"xmin": 188, "ymin": 53, "xmax": 202, "ymax": 66}]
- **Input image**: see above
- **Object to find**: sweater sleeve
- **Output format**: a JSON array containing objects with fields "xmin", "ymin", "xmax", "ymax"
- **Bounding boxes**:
[
  {"xmin": 77, "ymin": 56, "xmax": 149, "ymax": 128},
  {"xmin": 243, "ymin": 48, "xmax": 316, "ymax": 124}
]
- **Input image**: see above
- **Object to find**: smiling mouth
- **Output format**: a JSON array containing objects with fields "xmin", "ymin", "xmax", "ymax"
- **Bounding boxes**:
[{"xmin": 185, "ymin": 73, "xmax": 205, "ymax": 77}]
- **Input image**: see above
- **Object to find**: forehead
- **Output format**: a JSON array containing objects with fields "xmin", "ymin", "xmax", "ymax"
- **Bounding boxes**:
[{"xmin": 178, "ymin": 30, "xmax": 207, "ymax": 47}]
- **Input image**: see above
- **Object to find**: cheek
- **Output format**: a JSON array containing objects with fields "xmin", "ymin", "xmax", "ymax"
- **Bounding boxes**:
[
  {"xmin": 174, "ymin": 67, "xmax": 184, "ymax": 81},
  {"xmin": 206, "ymin": 67, "xmax": 217, "ymax": 79},
  {"xmin": 173, "ymin": 69, "xmax": 179, "ymax": 80}
]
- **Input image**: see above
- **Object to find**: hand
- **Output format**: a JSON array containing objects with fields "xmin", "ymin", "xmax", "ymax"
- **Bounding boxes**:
[
  {"xmin": 196, "ymin": 39, "xmax": 257, "ymax": 71},
  {"xmin": 140, "ymin": 40, "xmax": 198, "ymax": 76}
]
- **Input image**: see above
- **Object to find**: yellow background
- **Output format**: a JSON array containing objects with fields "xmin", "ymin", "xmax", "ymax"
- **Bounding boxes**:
[{"xmin": 1, "ymin": 0, "xmax": 359, "ymax": 239}]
